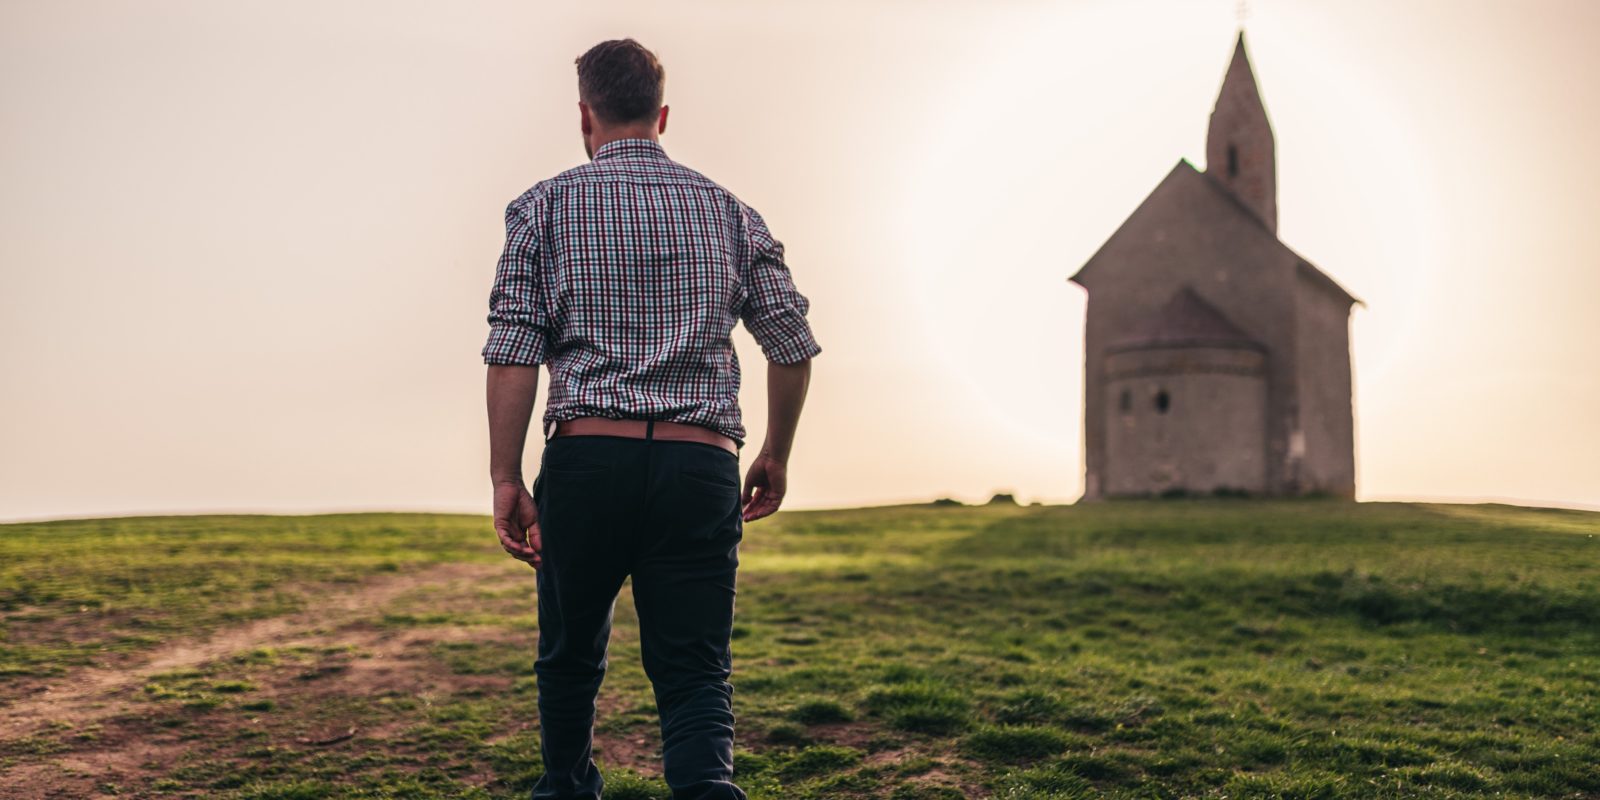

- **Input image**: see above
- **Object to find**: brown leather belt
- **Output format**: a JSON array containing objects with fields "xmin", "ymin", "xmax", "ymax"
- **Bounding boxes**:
[{"xmin": 547, "ymin": 416, "xmax": 739, "ymax": 456}]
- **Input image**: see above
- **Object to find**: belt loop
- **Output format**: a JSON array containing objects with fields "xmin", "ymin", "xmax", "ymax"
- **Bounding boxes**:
[{"xmin": 645, "ymin": 420, "xmax": 655, "ymax": 441}]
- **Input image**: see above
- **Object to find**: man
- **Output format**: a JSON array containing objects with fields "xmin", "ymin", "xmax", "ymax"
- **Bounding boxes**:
[{"xmin": 482, "ymin": 39, "xmax": 819, "ymax": 800}]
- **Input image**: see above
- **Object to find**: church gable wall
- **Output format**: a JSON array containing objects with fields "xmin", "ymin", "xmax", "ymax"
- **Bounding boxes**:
[{"xmin": 1080, "ymin": 167, "xmax": 1302, "ymax": 495}]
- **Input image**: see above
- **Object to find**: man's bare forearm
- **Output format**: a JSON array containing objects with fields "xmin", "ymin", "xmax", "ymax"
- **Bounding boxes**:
[
  {"xmin": 759, "ymin": 359, "xmax": 810, "ymax": 463},
  {"xmin": 487, "ymin": 365, "xmax": 541, "ymax": 485}
]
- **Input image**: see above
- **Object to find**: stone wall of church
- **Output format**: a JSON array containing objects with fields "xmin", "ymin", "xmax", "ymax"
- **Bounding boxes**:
[
  {"xmin": 1102, "ymin": 346, "xmax": 1267, "ymax": 496},
  {"xmin": 1293, "ymin": 276, "xmax": 1358, "ymax": 497}
]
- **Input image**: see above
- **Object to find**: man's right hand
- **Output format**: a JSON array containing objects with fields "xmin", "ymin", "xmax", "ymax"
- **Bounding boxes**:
[
  {"xmin": 744, "ymin": 359, "xmax": 810, "ymax": 523},
  {"xmin": 493, "ymin": 481, "xmax": 541, "ymax": 569},
  {"xmin": 741, "ymin": 454, "xmax": 787, "ymax": 523},
  {"xmin": 487, "ymin": 365, "xmax": 541, "ymax": 568}
]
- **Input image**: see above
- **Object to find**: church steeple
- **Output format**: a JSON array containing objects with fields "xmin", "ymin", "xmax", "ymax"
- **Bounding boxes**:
[{"xmin": 1205, "ymin": 32, "xmax": 1277, "ymax": 232}]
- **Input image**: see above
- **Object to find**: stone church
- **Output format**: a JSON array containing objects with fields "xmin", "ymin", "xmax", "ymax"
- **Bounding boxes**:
[{"xmin": 1069, "ymin": 34, "xmax": 1359, "ymax": 499}]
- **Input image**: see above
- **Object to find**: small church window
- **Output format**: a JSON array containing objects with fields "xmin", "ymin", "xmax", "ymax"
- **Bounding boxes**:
[
  {"xmin": 1155, "ymin": 389, "xmax": 1171, "ymax": 414},
  {"xmin": 1227, "ymin": 144, "xmax": 1239, "ymax": 177},
  {"xmin": 1118, "ymin": 389, "xmax": 1132, "ymax": 412}
]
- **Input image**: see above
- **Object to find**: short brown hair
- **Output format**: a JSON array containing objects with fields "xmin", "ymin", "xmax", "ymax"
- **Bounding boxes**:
[{"xmin": 575, "ymin": 39, "xmax": 665, "ymax": 125}]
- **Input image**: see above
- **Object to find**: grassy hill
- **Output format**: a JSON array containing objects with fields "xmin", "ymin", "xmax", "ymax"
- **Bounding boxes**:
[{"xmin": 2, "ymin": 501, "xmax": 1598, "ymax": 798}]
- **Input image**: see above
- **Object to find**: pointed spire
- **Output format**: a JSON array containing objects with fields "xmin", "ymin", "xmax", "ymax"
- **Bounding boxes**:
[
  {"xmin": 1206, "ymin": 31, "xmax": 1277, "ymax": 232},
  {"xmin": 1221, "ymin": 32, "xmax": 1264, "ymax": 110}
]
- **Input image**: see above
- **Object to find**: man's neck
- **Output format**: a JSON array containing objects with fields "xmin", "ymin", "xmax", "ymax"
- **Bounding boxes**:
[{"xmin": 589, "ymin": 127, "xmax": 659, "ymax": 157}]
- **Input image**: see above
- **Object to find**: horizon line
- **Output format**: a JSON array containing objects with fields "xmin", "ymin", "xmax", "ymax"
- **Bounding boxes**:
[{"xmin": 4, "ymin": 493, "xmax": 1599, "ymax": 526}]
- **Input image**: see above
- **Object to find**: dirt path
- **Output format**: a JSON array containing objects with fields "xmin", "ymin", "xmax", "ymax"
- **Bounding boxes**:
[
  {"xmin": 0, "ymin": 560, "xmax": 515, "ymax": 740},
  {"xmin": 0, "ymin": 560, "xmax": 678, "ymax": 799}
]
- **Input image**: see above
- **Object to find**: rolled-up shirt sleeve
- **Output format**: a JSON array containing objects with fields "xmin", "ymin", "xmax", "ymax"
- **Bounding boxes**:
[
  {"xmin": 737, "ymin": 205, "xmax": 822, "ymax": 365},
  {"xmin": 481, "ymin": 189, "xmax": 552, "ymax": 366}
]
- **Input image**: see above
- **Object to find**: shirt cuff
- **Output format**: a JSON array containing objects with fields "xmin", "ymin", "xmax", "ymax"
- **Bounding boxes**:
[
  {"xmin": 750, "ymin": 312, "xmax": 822, "ymax": 365},
  {"xmin": 482, "ymin": 323, "xmax": 551, "ymax": 366}
]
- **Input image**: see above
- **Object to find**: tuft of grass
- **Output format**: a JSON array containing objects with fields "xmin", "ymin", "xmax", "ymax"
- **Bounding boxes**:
[
  {"xmin": 233, "ymin": 781, "xmax": 335, "ymax": 800},
  {"xmin": 765, "ymin": 721, "xmax": 811, "ymax": 746},
  {"xmin": 890, "ymin": 786, "xmax": 966, "ymax": 800},
  {"xmin": 787, "ymin": 698, "xmax": 853, "ymax": 725},
  {"xmin": 733, "ymin": 749, "xmax": 775, "ymax": 778},
  {"xmin": 963, "ymin": 725, "xmax": 1080, "ymax": 764},
  {"xmin": 862, "ymin": 682, "xmax": 972, "ymax": 735},
  {"xmin": 599, "ymin": 770, "xmax": 672, "ymax": 800},
  {"xmin": 778, "ymin": 744, "xmax": 864, "ymax": 781},
  {"xmin": 996, "ymin": 761, "xmax": 1097, "ymax": 800},
  {"xmin": 994, "ymin": 689, "xmax": 1066, "ymax": 726}
]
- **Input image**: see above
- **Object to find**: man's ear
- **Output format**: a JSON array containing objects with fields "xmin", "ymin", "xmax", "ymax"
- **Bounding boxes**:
[
  {"xmin": 657, "ymin": 105, "xmax": 669, "ymax": 135},
  {"xmin": 579, "ymin": 102, "xmax": 593, "ymax": 136}
]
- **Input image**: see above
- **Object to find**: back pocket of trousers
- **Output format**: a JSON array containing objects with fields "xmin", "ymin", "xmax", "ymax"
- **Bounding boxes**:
[{"xmin": 538, "ymin": 464, "xmax": 614, "ymax": 559}]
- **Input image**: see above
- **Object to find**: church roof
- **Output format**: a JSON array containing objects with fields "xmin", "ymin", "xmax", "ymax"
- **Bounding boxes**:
[
  {"xmin": 1109, "ymin": 286, "xmax": 1264, "ymax": 352},
  {"xmin": 1067, "ymin": 160, "xmax": 1361, "ymax": 307},
  {"xmin": 1297, "ymin": 259, "xmax": 1362, "ymax": 305}
]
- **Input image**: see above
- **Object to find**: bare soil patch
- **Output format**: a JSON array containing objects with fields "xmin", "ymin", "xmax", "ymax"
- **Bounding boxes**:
[
  {"xmin": 2, "ymin": 562, "xmax": 509, "ymax": 735},
  {"xmin": 0, "ymin": 561, "xmax": 535, "ymax": 798}
]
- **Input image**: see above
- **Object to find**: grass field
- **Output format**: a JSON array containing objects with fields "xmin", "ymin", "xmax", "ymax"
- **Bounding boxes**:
[{"xmin": 2, "ymin": 500, "xmax": 1599, "ymax": 799}]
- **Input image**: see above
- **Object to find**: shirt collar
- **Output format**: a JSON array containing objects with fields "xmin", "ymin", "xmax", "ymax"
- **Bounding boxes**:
[{"xmin": 592, "ymin": 138, "xmax": 668, "ymax": 162}]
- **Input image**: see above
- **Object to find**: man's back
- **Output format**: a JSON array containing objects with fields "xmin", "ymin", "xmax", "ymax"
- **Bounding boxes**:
[{"xmin": 484, "ymin": 139, "xmax": 819, "ymax": 445}]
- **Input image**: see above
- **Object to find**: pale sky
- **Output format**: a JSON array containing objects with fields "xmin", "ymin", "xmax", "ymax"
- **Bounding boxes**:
[{"xmin": 3, "ymin": 0, "xmax": 1598, "ymax": 521}]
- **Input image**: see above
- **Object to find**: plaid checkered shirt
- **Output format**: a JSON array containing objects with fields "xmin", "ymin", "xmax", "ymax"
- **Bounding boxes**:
[{"xmin": 481, "ymin": 138, "xmax": 821, "ymax": 446}]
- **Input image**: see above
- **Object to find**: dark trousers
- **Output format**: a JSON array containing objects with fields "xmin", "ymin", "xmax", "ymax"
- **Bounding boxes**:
[{"xmin": 529, "ymin": 432, "xmax": 747, "ymax": 800}]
